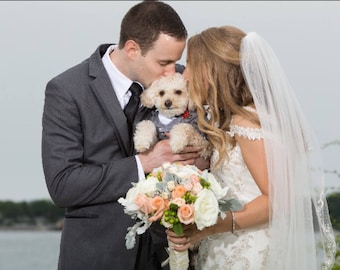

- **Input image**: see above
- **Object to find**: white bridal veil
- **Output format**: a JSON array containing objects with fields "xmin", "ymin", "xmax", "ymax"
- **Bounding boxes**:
[{"xmin": 240, "ymin": 32, "xmax": 336, "ymax": 269}]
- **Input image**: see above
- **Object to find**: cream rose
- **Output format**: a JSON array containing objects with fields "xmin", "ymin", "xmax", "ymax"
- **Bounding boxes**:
[
  {"xmin": 171, "ymin": 197, "xmax": 186, "ymax": 207},
  {"xmin": 204, "ymin": 172, "xmax": 229, "ymax": 200},
  {"xmin": 125, "ymin": 185, "xmax": 139, "ymax": 204},
  {"xmin": 175, "ymin": 166, "xmax": 198, "ymax": 180},
  {"xmin": 194, "ymin": 189, "xmax": 219, "ymax": 230},
  {"xmin": 138, "ymin": 176, "xmax": 158, "ymax": 195},
  {"xmin": 167, "ymin": 180, "xmax": 175, "ymax": 191}
]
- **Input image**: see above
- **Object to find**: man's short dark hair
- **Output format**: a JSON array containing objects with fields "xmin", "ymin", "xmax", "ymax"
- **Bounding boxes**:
[{"xmin": 119, "ymin": 1, "xmax": 187, "ymax": 55}]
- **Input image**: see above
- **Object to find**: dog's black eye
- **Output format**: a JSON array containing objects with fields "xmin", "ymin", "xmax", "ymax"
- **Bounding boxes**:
[
  {"xmin": 175, "ymin": 90, "xmax": 182, "ymax": 95},
  {"xmin": 159, "ymin": 90, "xmax": 165, "ymax": 97}
]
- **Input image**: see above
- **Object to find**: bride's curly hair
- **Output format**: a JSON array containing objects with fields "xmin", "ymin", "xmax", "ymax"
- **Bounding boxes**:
[{"xmin": 186, "ymin": 26, "xmax": 259, "ymax": 166}]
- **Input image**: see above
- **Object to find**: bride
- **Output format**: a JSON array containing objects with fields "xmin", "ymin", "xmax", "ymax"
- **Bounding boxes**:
[{"xmin": 166, "ymin": 25, "xmax": 336, "ymax": 269}]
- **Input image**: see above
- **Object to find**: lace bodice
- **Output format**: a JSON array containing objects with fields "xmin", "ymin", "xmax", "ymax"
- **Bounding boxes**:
[
  {"xmin": 196, "ymin": 123, "xmax": 270, "ymax": 270},
  {"xmin": 210, "ymin": 124, "xmax": 264, "ymax": 204}
]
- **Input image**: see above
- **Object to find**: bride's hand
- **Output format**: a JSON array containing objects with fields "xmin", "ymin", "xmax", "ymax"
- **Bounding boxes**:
[
  {"xmin": 166, "ymin": 224, "xmax": 207, "ymax": 252},
  {"xmin": 166, "ymin": 229, "xmax": 190, "ymax": 251}
]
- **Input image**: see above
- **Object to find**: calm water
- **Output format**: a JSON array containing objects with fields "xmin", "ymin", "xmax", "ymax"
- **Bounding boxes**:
[{"xmin": 0, "ymin": 230, "xmax": 60, "ymax": 270}]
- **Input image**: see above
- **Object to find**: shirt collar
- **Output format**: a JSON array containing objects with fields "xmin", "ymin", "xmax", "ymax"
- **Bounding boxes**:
[{"xmin": 102, "ymin": 45, "xmax": 133, "ymax": 108}]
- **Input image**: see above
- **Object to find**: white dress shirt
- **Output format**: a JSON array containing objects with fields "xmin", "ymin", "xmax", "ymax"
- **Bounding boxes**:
[{"xmin": 102, "ymin": 45, "xmax": 145, "ymax": 181}]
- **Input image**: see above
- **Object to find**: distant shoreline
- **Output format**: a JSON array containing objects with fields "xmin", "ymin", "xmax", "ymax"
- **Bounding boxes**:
[{"xmin": 0, "ymin": 219, "xmax": 63, "ymax": 231}]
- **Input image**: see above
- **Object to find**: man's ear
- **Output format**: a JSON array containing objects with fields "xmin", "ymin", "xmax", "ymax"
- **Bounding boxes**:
[{"xmin": 124, "ymin": 40, "xmax": 140, "ymax": 59}]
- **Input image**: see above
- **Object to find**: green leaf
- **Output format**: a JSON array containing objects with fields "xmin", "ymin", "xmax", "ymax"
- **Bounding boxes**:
[
  {"xmin": 173, "ymin": 222, "xmax": 183, "ymax": 236},
  {"xmin": 219, "ymin": 199, "xmax": 243, "ymax": 212}
]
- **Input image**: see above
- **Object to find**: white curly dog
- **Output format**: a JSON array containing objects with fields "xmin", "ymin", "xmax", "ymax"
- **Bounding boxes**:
[{"xmin": 133, "ymin": 73, "xmax": 211, "ymax": 159}]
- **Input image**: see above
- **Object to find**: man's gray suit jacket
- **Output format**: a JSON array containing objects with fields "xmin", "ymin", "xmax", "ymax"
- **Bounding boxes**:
[{"xmin": 42, "ymin": 44, "xmax": 148, "ymax": 270}]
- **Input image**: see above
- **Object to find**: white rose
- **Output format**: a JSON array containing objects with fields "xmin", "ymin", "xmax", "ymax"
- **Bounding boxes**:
[
  {"xmin": 204, "ymin": 172, "xmax": 229, "ymax": 200},
  {"xmin": 118, "ymin": 185, "xmax": 140, "ymax": 213},
  {"xmin": 175, "ymin": 170, "xmax": 189, "ymax": 180},
  {"xmin": 125, "ymin": 185, "xmax": 139, "ymax": 204},
  {"xmin": 175, "ymin": 165, "xmax": 198, "ymax": 180},
  {"xmin": 138, "ymin": 177, "xmax": 158, "ymax": 195},
  {"xmin": 161, "ymin": 162, "xmax": 172, "ymax": 170},
  {"xmin": 194, "ymin": 189, "xmax": 219, "ymax": 230},
  {"xmin": 167, "ymin": 164, "xmax": 180, "ymax": 174}
]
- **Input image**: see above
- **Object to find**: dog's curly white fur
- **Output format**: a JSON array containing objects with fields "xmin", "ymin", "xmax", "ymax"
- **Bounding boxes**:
[{"xmin": 133, "ymin": 73, "xmax": 212, "ymax": 158}]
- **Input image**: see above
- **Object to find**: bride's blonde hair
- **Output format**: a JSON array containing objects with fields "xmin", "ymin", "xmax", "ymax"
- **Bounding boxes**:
[{"xmin": 187, "ymin": 26, "xmax": 259, "ymax": 165}]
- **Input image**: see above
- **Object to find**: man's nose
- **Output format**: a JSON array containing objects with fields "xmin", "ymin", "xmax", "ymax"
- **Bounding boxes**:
[{"xmin": 163, "ymin": 64, "xmax": 176, "ymax": 76}]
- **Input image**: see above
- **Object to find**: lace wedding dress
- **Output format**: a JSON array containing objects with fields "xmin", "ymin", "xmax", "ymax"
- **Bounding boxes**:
[
  {"xmin": 194, "ymin": 32, "xmax": 335, "ymax": 270},
  {"xmin": 195, "ymin": 121, "xmax": 269, "ymax": 270}
]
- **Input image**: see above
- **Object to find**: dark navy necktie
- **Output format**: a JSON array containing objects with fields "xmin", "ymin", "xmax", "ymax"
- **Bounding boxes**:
[{"xmin": 124, "ymin": 82, "xmax": 143, "ymax": 136}]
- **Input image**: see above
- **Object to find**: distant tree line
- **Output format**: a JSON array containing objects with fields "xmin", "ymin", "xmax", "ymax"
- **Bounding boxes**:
[
  {"xmin": 328, "ymin": 192, "xmax": 340, "ymax": 231},
  {"xmin": 0, "ymin": 199, "xmax": 64, "ymax": 226}
]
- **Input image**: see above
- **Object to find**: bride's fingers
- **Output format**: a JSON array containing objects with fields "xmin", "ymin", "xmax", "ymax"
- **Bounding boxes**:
[
  {"xmin": 167, "ymin": 235, "xmax": 187, "ymax": 245},
  {"xmin": 171, "ymin": 242, "xmax": 191, "ymax": 252},
  {"xmin": 167, "ymin": 235, "xmax": 191, "ymax": 246}
]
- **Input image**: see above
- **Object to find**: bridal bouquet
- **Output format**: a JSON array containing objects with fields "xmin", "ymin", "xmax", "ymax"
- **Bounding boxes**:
[{"xmin": 118, "ymin": 162, "xmax": 241, "ymax": 270}]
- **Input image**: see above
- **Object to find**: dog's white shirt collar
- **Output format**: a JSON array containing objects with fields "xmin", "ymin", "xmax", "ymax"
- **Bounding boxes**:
[{"xmin": 157, "ymin": 111, "xmax": 178, "ymax": 125}]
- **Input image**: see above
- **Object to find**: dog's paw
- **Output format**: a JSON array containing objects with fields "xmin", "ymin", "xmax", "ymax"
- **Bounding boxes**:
[
  {"xmin": 170, "ymin": 123, "xmax": 213, "ymax": 158},
  {"xmin": 169, "ymin": 139, "xmax": 187, "ymax": 153},
  {"xmin": 199, "ymin": 140, "xmax": 213, "ymax": 159},
  {"xmin": 133, "ymin": 120, "xmax": 158, "ymax": 152},
  {"xmin": 169, "ymin": 123, "xmax": 191, "ymax": 153}
]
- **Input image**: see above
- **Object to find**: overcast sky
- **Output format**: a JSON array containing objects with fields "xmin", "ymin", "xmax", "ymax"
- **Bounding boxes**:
[{"xmin": 1, "ymin": 1, "xmax": 339, "ymax": 201}]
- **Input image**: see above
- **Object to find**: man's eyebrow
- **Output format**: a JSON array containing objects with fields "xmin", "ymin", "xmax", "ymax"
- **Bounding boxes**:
[{"xmin": 159, "ymin": 60, "xmax": 175, "ymax": 64}]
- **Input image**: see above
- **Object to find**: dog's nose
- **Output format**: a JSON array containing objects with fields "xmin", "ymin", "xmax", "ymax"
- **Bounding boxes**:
[{"xmin": 165, "ymin": 100, "xmax": 172, "ymax": 108}]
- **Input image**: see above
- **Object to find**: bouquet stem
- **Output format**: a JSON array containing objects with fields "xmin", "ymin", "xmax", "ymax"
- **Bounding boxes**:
[{"xmin": 168, "ymin": 240, "xmax": 189, "ymax": 270}]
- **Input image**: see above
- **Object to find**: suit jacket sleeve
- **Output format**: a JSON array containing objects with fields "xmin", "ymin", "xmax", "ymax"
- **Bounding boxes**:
[{"xmin": 42, "ymin": 60, "xmax": 138, "ymax": 209}]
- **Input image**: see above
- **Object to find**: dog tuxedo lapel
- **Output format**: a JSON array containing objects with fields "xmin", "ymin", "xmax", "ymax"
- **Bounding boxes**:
[{"xmin": 152, "ymin": 110, "xmax": 199, "ymax": 140}]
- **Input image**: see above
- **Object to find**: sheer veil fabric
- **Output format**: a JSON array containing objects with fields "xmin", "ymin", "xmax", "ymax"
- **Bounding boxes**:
[{"xmin": 240, "ymin": 33, "xmax": 336, "ymax": 269}]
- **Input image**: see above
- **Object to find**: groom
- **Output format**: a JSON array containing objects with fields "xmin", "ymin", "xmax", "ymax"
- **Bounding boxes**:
[{"xmin": 42, "ymin": 2, "xmax": 204, "ymax": 269}]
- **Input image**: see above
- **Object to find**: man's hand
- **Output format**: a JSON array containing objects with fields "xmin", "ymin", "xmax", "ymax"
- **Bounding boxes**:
[
  {"xmin": 138, "ymin": 139, "xmax": 204, "ymax": 174},
  {"xmin": 193, "ymin": 155, "xmax": 210, "ymax": 171}
]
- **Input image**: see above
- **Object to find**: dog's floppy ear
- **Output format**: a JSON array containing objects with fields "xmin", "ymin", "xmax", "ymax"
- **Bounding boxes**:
[
  {"xmin": 188, "ymin": 98, "xmax": 196, "ymax": 111},
  {"xmin": 140, "ymin": 85, "xmax": 156, "ymax": 108}
]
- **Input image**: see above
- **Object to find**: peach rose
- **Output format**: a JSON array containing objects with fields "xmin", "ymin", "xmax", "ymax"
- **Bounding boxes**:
[
  {"xmin": 190, "ymin": 174, "xmax": 200, "ymax": 183},
  {"xmin": 150, "ymin": 196, "xmax": 166, "ymax": 211},
  {"xmin": 183, "ymin": 181, "xmax": 193, "ymax": 191},
  {"xmin": 135, "ymin": 193, "xmax": 152, "ymax": 215},
  {"xmin": 171, "ymin": 185, "xmax": 187, "ymax": 199},
  {"xmin": 191, "ymin": 182, "xmax": 203, "ymax": 195},
  {"xmin": 178, "ymin": 204, "xmax": 195, "ymax": 225},
  {"xmin": 149, "ymin": 196, "xmax": 168, "ymax": 222}
]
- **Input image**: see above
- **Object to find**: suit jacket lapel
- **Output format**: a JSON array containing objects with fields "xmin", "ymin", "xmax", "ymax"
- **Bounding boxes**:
[{"xmin": 89, "ymin": 45, "xmax": 131, "ymax": 156}]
